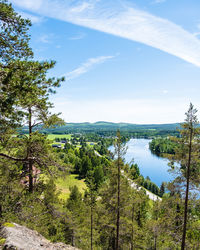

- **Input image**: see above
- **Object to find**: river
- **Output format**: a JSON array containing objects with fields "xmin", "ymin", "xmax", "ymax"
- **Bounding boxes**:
[{"xmin": 109, "ymin": 138, "xmax": 173, "ymax": 187}]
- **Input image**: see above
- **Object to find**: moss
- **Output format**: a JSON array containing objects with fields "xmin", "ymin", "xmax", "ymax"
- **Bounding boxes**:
[
  {"xmin": 3, "ymin": 222, "xmax": 15, "ymax": 228},
  {"xmin": 0, "ymin": 238, "xmax": 6, "ymax": 245}
]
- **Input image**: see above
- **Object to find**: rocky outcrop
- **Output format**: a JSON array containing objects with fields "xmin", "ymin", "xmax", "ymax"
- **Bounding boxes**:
[{"xmin": 0, "ymin": 223, "xmax": 79, "ymax": 250}]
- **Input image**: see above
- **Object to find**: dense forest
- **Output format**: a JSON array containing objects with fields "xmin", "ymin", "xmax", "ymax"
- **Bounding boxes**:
[
  {"xmin": 0, "ymin": 1, "xmax": 200, "ymax": 249},
  {"xmin": 149, "ymin": 138, "xmax": 177, "ymax": 156}
]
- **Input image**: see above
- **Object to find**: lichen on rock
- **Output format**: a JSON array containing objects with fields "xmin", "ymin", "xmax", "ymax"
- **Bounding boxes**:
[{"xmin": 0, "ymin": 223, "xmax": 79, "ymax": 250}]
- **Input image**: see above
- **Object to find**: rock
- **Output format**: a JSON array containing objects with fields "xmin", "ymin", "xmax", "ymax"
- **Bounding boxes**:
[{"xmin": 0, "ymin": 223, "xmax": 79, "ymax": 250}]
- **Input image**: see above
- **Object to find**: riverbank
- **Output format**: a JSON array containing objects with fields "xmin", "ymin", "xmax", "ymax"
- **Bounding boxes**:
[{"xmin": 110, "ymin": 138, "xmax": 172, "ymax": 186}]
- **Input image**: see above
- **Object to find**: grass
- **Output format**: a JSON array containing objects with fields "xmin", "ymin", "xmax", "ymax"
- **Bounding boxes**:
[
  {"xmin": 55, "ymin": 174, "xmax": 87, "ymax": 201},
  {"xmin": 47, "ymin": 134, "xmax": 72, "ymax": 140},
  {"xmin": 16, "ymin": 134, "xmax": 72, "ymax": 141},
  {"xmin": 148, "ymin": 199, "xmax": 154, "ymax": 208},
  {"xmin": 47, "ymin": 134, "xmax": 72, "ymax": 147}
]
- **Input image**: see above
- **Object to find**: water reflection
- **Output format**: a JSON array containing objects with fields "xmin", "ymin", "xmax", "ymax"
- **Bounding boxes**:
[{"xmin": 110, "ymin": 139, "xmax": 172, "ymax": 186}]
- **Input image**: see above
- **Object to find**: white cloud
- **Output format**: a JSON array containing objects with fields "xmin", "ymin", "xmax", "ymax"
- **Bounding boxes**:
[
  {"xmin": 37, "ymin": 34, "xmax": 54, "ymax": 43},
  {"xmin": 64, "ymin": 55, "xmax": 115, "ymax": 81},
  {"xmin": 39, "ymin": 35, "xmax": 50, "ymax": 43},
  {"xmin": 193, "ymin": 24, "xmax": 200, "ymax": 37},
  {"xmin": 11, "ymin": 0, "xmax": 43, "ymax": 11},
  {"xmin": 194, "ymin": 32, "xmax": 200, "ymax": 37},
  {"xmin": 10, "ymin": 0, "xmax": 200, "ymax": 67},
  {"xmin": 70, "ymin": 2, "xmax": 94, "ymax": 13},
  {"xmin": 162, "ymin": 90, "xmax": 168, "ymax": 94},
  {"xmin": 18, "ymin": 11, "xmax": 44, "ymax": 24}
]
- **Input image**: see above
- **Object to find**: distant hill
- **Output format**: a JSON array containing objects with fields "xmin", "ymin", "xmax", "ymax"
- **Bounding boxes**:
[{"xmin": 20, "ymin": 122, "xmax": 180, "ymax": 135}]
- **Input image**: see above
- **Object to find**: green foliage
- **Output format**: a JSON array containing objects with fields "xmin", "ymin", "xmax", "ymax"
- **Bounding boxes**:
[
  {"xmin": 170, "ymin": 104, "xmax": 200, "ymax": 249},
  {"xmin": 170, "ymin": 104, "xmax": 200, "ymax": 186},
  {"xmin": 93, "ymin": 165, "xmax": 104, "ymax": 189},
  {"xmin": 0, "ymin": 0, "xmax": 32, "ymax": 61},
  {"xmin": 0, "ymin": 160, "xmax": 67, "ymax": 242},
  {"xmin": 98, "ymin": 164, "xmax": 150, "ymax": 249},
  {"xmin": 149, "ymin": 137, "xmax": 176, "ymax": 155},
  {"xmin": 80, "ymin": 155, "xmax": 92, "ymax": 178},
  {"xmin": 0, "ymin": 0, "xmax": 33, "ymax": 127},
  {"xmin": 1, "ymin": 4, "xmax": 200, "ymax": 249},
  {"xmin": 159, "ymin": 182, "xmax": 165, "ymax": 197},
  {"xmin": 66, "ymin": 185, "xmax": 82, "ymax": 211},
  {"xmin": 0, "ymin": 58, "xmax": 65, "ymax": 192},
  {"xmin": 129, "ymin": 163, "xmax": 140, "ymax": 179},
  {"xmin": 64, "ymin": 185, "xmax": 89, "ymax": 248}
]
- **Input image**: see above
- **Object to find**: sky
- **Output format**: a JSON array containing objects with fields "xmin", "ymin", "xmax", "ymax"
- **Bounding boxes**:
[{"xmin": 9, "ymin": 0, "xmax": 200, "ymax": 124}]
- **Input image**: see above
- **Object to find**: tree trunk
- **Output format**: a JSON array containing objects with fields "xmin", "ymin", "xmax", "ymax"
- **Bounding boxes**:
[
  {"xmin": 28, "ymin": 107, "xmax": 33, "ymax": 193},
  {"xmin": 0, "ymin": 204, "xmax": 2, "ymax": 218},
  {"xmin": 154, "ymin": 235, "xmax": 157, "ymax": 250},
  {"xmin": 131, "ymin": 206, "xmax": 134, "ymax": 250},
  {"xmin": 28, "ymin": 159, "xmax": 33, "ymax": 193},
  {"xmin": 72, "ymin": 229, "xmax": 75, "ymax": 247},
  {"xmin": 91, "ymin": 205, "xmax": 93, "ymax": 250},
  {"xmin": 181, "ymin": 127, "xmax": 193, "ymax": 250},
  {"xmin": 116, "ymin": 154, "xmax": 120, "ymax": 250}
]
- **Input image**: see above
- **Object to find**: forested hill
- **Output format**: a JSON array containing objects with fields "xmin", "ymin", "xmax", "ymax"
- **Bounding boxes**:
[{"xmin": 21, "ymin": 121, "xmax": 180, "ymax": 135}]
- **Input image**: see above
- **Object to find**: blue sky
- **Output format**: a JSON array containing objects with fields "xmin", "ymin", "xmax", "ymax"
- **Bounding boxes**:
[{"xmin": 10, "ymin": 0, "xmax": 200, "ymax": 124}]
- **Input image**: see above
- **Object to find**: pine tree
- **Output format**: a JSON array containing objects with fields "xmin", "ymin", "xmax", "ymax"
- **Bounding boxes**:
[
  {"xmin": 66, "ymin": 185, "xmax": 85, "ymax": 247},
  {"xmin": 98, "ymin": 131, "xmax": 128, "ymax": 249},
  {"xmin": 114, "ymin": 130, "xmax": 127, "ymax": 250},
  {"xmin": 170, "ymin": 103, "xmax": 200, "ymax": 249},
  {"xmin": 0, "ymin": 0, "xmax": 32, "ymax": 61},
  {"xmin": 0, "ymin": 0, "xmax": 33, "ymax": 125},
  {"xmin": 0, "ymin": 60, "xmax": 65, "ymax": 192},
  {"xmin": 159, "ymin": 182, "xmax": 165, "ymax": 197},
  {"xmin": 85, "ymin": 171, "xmax": 98, "ymax": 250}
]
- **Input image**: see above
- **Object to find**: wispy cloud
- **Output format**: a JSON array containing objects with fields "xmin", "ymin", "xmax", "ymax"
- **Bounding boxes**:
[
  {"xmin": 194, "ymin": 32, "xmax": 200, "ymax": 37},
  {"xmin": 12, "ymin": 0, "xmax": 43, "ymax": 11},
  {"xmin": 70, "ymin": 2, "xmax": 95, "ymax": 13},
  {"xmin": 37, "ymin": 33, "xmax": 54, "ymax": 43},
  {"xmin": 64, "ymin": 55, "xmax": 115, "ymax": 81},
  {"xmin": 39, "ymin": 35, "xmax": 50, "ymax": 43},
  {"xmin": 193, "ymin": 24, "xmax": 200, "ymax": 37},
  {"xmin": 10, "ymin": 0, "xmax": 200, "ymax": 67},
  {"xmin": 152, "ymin": 0, "xmax": 166, "ymax": 4},
  {"xmin": 162, "ymin": 90, "xmax": 168, "ymax": 94},
  {"xmin": 18, "ymin": 11, "xmax": 44, "ymax": 24},
  {"xmin": 68, "ymin": 32, "xmax": 86, "ymax": 40}
]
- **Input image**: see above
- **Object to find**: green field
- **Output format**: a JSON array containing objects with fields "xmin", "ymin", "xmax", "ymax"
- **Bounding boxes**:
[
  {"xmin": 47, "ymin": 134, "xmax": 72, "ymax": 140},
  {"xmin": 55, "ymin": 174, "xmax": 87, "ymax": 201}
]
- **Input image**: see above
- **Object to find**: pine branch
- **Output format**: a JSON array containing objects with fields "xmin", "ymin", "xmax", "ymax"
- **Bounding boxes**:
[{"xmin": 0, "ymin": 152, "xmax": 27, "ymax": 161}]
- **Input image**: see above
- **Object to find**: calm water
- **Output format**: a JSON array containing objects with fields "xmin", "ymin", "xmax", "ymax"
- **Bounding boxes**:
[{"xmin": 110, "ymin": 139, "xmax": 172, "ymax": 187}]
